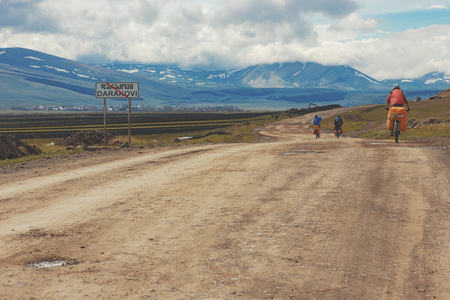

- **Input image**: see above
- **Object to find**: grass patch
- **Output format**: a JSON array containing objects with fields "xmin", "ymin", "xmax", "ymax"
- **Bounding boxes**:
[
  {"xmin": 127, "ymin": 113, "xmax": 284, "ymax": 146},
  {"xmin": 321, "ymin": 107, "xmax": 376, "ymax": 132},
  {"xmin": 361, "ymin": 123, "xmax": 450, "ymax": 140},
  {"xmin": 0, "ymin": 138, "xmax": 84, "ymax": 167},
  {"xmin": 1, "ymin": 112, "xmax": 283, "ymax": 166},
  {"xmin": 337, "ymin": 98, "xmax": 450, "ymax": 140}
]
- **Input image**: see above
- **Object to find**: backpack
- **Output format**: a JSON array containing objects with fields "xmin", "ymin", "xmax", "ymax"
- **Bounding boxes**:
[{"xmin": 334, "ymin": 117, "xmax": 343, "ymax": 127}]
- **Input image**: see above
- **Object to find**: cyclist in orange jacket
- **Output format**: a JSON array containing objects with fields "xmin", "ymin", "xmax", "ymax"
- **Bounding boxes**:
[
  {"xmin": 386, "ymin": 84, "xmax": 410, "ymax": 135},
  {"xmin": 386, "ymin": 84, "xmax": 410, "ymax": 110}
]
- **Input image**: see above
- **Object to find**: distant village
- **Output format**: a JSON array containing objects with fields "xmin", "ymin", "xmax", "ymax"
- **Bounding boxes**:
[{"xmin": 11, "ymin": 104, "xmax": 243, "ymax": 112}]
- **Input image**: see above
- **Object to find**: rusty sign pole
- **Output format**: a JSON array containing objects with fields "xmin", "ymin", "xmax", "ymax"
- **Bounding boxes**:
[
  {"xmin": 128, "ymin": 98, "xmax": 131, "ymax": 144},
  {"xmin": 103, "ymin": 98, "xmax": 107, "ymax": 131},
  {"xmin": 103, "ymin": 98, "xmax": 107, "ymax": 145}
]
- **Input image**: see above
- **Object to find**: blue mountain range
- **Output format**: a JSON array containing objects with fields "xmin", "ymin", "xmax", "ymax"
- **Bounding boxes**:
[{"xmin": 0, "ymin": 47, "xmax": 446, "ymax": 110}]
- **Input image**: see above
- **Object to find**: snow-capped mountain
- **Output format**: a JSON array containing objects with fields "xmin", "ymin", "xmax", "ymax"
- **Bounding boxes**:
[
  {"xmin": 102, "ymin": 62, "xmax": 387, "ymax": 91},
  {"xmin": 1, "ymin": 47, "xmax": 447, "ymax": 110},
  {"xmin": 104, "ymin": 61, "xmax": 450, "ymax": 92},
  {"xmin": 383, "ymin": 72, "xmax": 450, "ymax": 91},
  {"xmin": 206, "ymin": 62, "xmax": 386, "ymax": 91}
]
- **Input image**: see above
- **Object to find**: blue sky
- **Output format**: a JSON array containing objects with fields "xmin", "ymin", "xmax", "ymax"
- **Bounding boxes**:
[
  {"xmin": 375, "ymin": 8, "xmax": 450, "ymax": 31},
  {"xmin": 0, "ymin": 0, "xmax": 449, "ymax": 80}
]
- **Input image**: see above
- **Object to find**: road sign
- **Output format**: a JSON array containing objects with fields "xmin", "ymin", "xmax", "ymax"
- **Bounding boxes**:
[{"xmin": 95, "ymin": 82, "xmax": 139, "ymax": 99}]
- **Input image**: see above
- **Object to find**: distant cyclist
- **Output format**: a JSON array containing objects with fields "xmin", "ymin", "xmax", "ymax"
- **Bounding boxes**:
[
  {"xmin": 334, "ymin": 115, "xmax": 344, "ymax": 136},
  {"xmin": 313, "ymin": 115, "xmax": 322, "ymax": 138},
  {"xmin": 386, "ymin": 84, "xmax": 410, "ymax": 135},
  {"xmin": 313, "ymin": 115, "xmax": 322, "ymax": 126}
]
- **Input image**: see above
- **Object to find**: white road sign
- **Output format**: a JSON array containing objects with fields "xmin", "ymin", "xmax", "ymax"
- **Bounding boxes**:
[{"xmin": 95, "ymin": 82, "xmax": 140, "ymax": 99}]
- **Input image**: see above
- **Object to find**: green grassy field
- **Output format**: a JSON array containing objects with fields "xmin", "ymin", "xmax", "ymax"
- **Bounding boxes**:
[
  {"xmin": 0, "ymin": 112, "xmax": 289, "ymax": 166},
  {"xmin": 126, "ymin": 113, "xmax": 284, "ymax": 147}
]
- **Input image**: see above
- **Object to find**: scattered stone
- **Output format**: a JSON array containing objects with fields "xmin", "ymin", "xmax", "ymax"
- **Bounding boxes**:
[
  {"xmin": 407, "ymin": 118, "xmax": 444, "ymax": 128},
  {"xmin": 407, "ymin": 119, "xmax": 422, "ymax": 128},
  {"xmin": 27, "ymin": 259, "xmax": 78, "ymax": 269},
  {"xmin": 174, "ymin": 136, "xmax": 193, "ymax": 142},
  {"xmin": 120, "ymin": 142, "xmax": 130, "ymax": 148},
  {"xmin": 428, "ymin": 118, "xmax": 441, "ymax": 124}
]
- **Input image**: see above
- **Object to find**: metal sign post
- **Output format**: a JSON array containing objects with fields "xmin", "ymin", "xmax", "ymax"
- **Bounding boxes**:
[
  {"xmin": 103, "ymin": 98, "xmax": 107, "ymax": 131},
  {"xmin": 128, "ymin": 98, "xmax": 131, "ymax": 144},
  {"xmin": 95, "ymin": 82, "xmax": 140, "ymax": 145},
  {"xmin": 103, "ymin": 98, "xmax": 107, "ymax": 144}
]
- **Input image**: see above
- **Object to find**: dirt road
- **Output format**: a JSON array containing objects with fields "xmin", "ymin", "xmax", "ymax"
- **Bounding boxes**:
[{"xmin": 1, "ymin": 109, "xmax": 449, "ymax": 299}]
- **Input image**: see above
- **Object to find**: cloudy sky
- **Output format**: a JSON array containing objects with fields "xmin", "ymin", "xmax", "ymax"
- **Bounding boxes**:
[{"xmin": 0, "ymin": 0, "xmax": 449, "ymax": 79}]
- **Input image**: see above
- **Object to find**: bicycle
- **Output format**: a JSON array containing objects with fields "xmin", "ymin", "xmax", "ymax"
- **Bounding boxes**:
[
  {"xmin": 387, "ymin": 107, "xmax": 409, "ymax": 143},
  {"xmin": 334, "ymin": 126, "xmax": 343, "ymax": 139},
  {"xmin": 393, "ymin": 120, "xmax": 400, "ymax": 143},
  {"xmin": 313, "ymin": 125, "xmax": 320, "ymax": 139}
]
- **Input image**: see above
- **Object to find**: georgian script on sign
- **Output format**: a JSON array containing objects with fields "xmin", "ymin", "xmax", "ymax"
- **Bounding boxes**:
[{"xmin": 95, "ymin": 82, "xmax": 140, "ymax": 99}]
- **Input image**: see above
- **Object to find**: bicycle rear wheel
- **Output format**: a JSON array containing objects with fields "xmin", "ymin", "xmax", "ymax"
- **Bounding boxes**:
[{"xmin": 394, "ymin": 121, "xmax": 399, "ymax": 143}]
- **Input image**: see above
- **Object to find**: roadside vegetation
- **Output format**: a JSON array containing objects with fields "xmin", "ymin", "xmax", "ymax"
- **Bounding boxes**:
[
  {"xmin": 322, "ymin": 95, "xmax": 449, "ymax": 141},
  {"xmin": 1, "ymin": 95, "xmax": 448, "ymax": 166},
  {"xmin": 129, "ymin": 112, "xmax": 285, "ymax": 147},
  {"xmin": 0, "ymin": 137, "xmax": 84, "ymax": 166},
  {"xmin": 0, "ymin": 112, "xmax": 286, "ymax": 166}
]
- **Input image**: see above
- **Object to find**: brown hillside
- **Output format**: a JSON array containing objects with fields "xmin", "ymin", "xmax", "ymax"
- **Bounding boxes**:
[{"xmin": 435, "ymin": 88, "xmax": 450, "ymax": 99}]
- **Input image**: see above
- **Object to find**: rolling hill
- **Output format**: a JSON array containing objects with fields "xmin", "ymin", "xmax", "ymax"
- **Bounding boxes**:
[
  {"xmin": 1, "ymin": 47, "xmax": 447, "ymax": 111},
  {"xmin": 0, "ymin": 48, "xmax": 191, "ymax": 110}
]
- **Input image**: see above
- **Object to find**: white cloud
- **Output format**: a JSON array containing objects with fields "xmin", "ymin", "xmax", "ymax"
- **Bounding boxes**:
[
  {"xmin": 320, "ymin": 25, "xmax": 450, "ymax": 79},
  {"xmin": 331, "ymin": 12, "xmax": 378, "ymax": 33},
  {"xmin": 412, "ymin": 4, "xmax": 448, "ymax": 10},
  {"xmin": 429, "ymin": 5, "xmax": 448, "ymax": 9},
  {"xmin": 0, "ymin": 0, "xmax": 56, "ymax": 32},
  {"xmin": 0, "ymin": 0, "xmax": 449, "ymax": 79}
]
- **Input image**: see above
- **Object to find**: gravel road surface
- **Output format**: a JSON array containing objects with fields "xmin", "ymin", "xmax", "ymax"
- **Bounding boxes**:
[{"xmin": 1, "ymin": 109, "xmax": 449, "ymax": 299}]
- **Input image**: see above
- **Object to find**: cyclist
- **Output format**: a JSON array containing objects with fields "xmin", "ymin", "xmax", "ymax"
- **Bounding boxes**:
[
  {"xmin": 386, "ymin": 84, "xmax": 410, "ymax": 135},
  {"xmin": 313, "ymin": 115, "xmax": 322, "ymax": 137},
  {"xmin": 334, "ymin": 115, "xmax": 343, "ymax": 136},
  {"xmin": 386, "ymin": 84, "xmax": 410, "ymax": 110}
]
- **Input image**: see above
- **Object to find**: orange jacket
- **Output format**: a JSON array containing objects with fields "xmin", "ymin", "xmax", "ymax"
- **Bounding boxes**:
[{"xmin": 386, "ymin": 89, "xmax": 408, "ymax": 106}]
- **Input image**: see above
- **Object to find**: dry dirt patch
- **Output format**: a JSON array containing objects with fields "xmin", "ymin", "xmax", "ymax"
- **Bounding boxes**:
[
  {"xmin": 58, "ymin": 130, "xmax": 124, "ymax": 149},
  {"xmin": 0, "ymin": 134, "xmax": 41, "ymax": 160}
]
